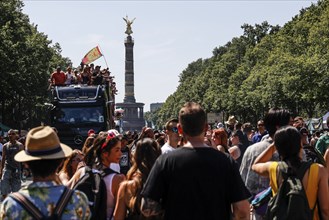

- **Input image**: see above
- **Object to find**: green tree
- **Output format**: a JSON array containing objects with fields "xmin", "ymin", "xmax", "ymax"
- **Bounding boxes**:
[{"xmin": 0, "ymin": 0, "xmax": 71, "ymax": 130}]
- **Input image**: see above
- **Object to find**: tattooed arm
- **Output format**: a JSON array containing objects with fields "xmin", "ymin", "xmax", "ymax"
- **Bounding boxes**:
[{"xmin": 140, "ymin": 197, "xmax": 164, "ymax": 217}]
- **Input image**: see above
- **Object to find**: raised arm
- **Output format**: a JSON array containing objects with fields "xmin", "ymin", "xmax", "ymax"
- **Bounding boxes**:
[{"xmin": 251, "ymin": 143, "xmax": 276, "ymax": 177}]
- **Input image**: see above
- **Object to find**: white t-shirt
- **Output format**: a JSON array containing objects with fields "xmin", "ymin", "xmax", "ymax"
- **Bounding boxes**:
[
  {"xmin": 110, "ymin": 163, "xmax": 120, "ymax": 173},
  {"xmin": 65, "ymin": 72, "xmax": 74, "ymax": 85},
  {"xmin": 161, "ymin": 143, "xmax": 176, "ymax": 154}
]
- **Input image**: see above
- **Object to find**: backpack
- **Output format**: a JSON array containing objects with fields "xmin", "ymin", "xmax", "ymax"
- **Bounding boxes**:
[
  {"xmin": 73, "ymin": 166, "xmax": 118, "ymax": 220},
  {"xmin": 303, "ymin": 145, "xmax": 326, "ymax": 166},
  {"xmin": 9, "ymin": 186, "xmax": 73, "ymax": 220},
  {"xmin": 266, "ymin": 161, "xmax": 313, "ymax": 220}
]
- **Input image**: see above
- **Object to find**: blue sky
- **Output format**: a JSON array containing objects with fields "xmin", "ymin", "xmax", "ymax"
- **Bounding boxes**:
[{"xmin": 22, "ymin": 0, "xmax": 316, "ymax": 111}]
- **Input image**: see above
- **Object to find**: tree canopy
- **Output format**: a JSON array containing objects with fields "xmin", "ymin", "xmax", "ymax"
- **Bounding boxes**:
[
  {"xmin": 154, "ymin": 0, "xmax": 329, "ymax": 128},
  {"xmin": 0, "ymin": 0, "xmax": 71, "ymax": 130}
]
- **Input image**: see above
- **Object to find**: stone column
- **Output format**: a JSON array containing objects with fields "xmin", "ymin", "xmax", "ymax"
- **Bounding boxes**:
[{"xmin": 124, "ymin": 36, "xmax": 136, "ymax": 103}]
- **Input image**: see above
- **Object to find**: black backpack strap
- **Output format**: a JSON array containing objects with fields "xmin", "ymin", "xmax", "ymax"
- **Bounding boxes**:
[
  {"xmin": 53, "ymin": 187, "xmax": 74, "ymax": 218},
  {"xmin": 101, "ymin": 168, "xmax": 118, "ymax": 177},
  {"xmin": 278, "ymin": 161, "xmax": 311, "ymax": 180},
  {"xmin": 9, "ymin": 192, "xmax": 44, "ymax": 219},
  {"xmin": 84, "ymin": 166, "xmax": 92, "ymax": 173},
  {"xmin": 277, "ymin": 161, "xmax": 289, "ymax": 180},
  {"xmin": 9, "ymin": 187, "xmax": 74, "ymax": 220}
]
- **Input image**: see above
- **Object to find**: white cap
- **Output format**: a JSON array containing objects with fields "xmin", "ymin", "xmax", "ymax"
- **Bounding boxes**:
[{"xmin": 217, "ymin": 122, "xmax": 224, "ymax": 128}]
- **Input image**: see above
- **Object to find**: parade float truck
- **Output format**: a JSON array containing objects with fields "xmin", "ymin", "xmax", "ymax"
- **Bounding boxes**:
[{"xmin": 49, "ymin": 84, "xmax": 115, "ymax": 149}]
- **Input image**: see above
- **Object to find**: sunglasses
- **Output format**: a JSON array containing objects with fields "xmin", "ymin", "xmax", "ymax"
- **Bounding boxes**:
[
  {"xmin": 172, "ymin": 127, "xmax": 178, "ymax": 133},
  {"xmin": 257, "ymin": 124, "xmax": 264, "ymax": 127}
]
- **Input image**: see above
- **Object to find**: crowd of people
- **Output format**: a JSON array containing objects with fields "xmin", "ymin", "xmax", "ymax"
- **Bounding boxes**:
[
  {"xmin": 0, "ymin": 102, "xmax": 329, "ymax": 219},
  {"xmin": 49, "ymin": 64, "xmax": 118, "ymax": 96}
]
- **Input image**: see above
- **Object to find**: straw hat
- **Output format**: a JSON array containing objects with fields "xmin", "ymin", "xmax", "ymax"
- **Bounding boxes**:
[
  {"xmin": 15, "ymin": 126, "xmax": 72, "ymax": 162},
  {"xmin": 225, "ymin": 116, "xmax": 238, "ymax": 125}
]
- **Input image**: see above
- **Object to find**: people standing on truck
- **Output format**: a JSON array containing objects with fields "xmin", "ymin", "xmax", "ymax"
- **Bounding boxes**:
[
  {"xmin": 0, "ymin": 129, "xmax": 24, "ymax": 200},
  {"xmin": 72, "ymin": 69, "xmax": 82, "ymax": 84},
  {"xmin": 65, "ymin": 66, "xmax": 74, "ymax": 85},
  {"xmin": 90, "ymin": 63, "xmax": 95, "ymax": 73},
  {"xmin": 92, "ymin": 65, "xmax": 103, "ymax": 85},
  {"xmin": 81, "ymin": 66, "xmax": 91, "ymax": 85},
  {"xmin": 102, "ymin": 68, "xmax": 111, "ymax": 84},
  {"xmin": 111, "ymin": 81, "xmax": 118, "ymax": 95},
  {"xmin": 50, "ymin": 66, "xmax": 66, "ymax": 86}
]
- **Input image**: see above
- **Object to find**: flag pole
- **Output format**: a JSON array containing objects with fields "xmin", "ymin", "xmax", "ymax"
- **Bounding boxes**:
[
  {"xmin": 98, "ymin": 44, "xmax": 109, "ymax": 69},
  {"xmin": 97, "ymin": 45, "xmax": 111, "ymax": 98}
]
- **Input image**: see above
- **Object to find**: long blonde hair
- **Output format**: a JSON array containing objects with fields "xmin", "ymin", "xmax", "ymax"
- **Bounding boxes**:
[{"xmin": 126, "ymin": 138, "xmax": 161, "ymax": 213}]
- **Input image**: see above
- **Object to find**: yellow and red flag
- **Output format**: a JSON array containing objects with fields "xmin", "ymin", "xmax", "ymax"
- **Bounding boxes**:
[{"xmin": 81, "ymin": 46, "xmax": 103, "ymax": 65}]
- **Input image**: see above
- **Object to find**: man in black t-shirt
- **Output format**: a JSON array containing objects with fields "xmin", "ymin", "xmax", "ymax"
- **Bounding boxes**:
[
  {"xmin": 119, "ymin": 134, "xmax": 131, "ymax": 175},
  {"xmin": 141, "ymin": 102, "xmax": 250, "ymax": 220}
]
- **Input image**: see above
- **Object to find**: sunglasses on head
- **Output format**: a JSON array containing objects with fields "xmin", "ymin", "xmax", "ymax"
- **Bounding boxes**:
[{"xmin": 172, "ymin": 127, "xmax": 178, "ymax": 133}]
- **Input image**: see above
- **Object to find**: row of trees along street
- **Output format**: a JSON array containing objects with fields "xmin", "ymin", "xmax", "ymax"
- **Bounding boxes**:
[
  {"xmin": 151, "ymin": 0, "xmax": 329, "ymax": 128},
  {"xmin": 1, "ymin": 0, "xmax": 329, "ymax": 131}
]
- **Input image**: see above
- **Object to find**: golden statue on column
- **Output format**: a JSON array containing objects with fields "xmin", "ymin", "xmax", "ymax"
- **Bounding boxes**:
[{"xmin": 123, "ymin": 15, "xmax": 136, "ymax": 36}]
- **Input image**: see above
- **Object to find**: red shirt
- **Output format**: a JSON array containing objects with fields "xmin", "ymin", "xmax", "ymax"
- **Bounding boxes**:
[{"xmin": 51, "ymin": 71, "xmax": 66, "ymax": 86}]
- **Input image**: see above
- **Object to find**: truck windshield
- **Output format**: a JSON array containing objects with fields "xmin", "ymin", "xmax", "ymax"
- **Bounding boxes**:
[{"xmin": 54, "ymin": 106, "xmax": 104, "ymax": 124}]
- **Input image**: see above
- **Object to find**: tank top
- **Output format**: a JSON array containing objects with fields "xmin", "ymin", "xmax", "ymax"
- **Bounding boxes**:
[
  {"xmin": 269, "ymin": 162, "xmax": 320, "ymax": 220},
  {"xmin": 65, "ymin": 72, "xmax": 73, "ymax": 85},
  {"xmin": 103, "ymin": 173, "xmax": 116, "ymax": 220},
  {"xmin": 4, "ymin": 141, "xmax": 22, "ymax": 170}
]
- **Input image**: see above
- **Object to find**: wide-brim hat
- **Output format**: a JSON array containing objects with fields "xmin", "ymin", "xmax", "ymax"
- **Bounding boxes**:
[
  {"xmin": 15, "ymin": 126, "xmax": 72, "ymax": 162},
  {"xmin": 225, "ymin": 116, "xmax": 238, "ymax": 125}
]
